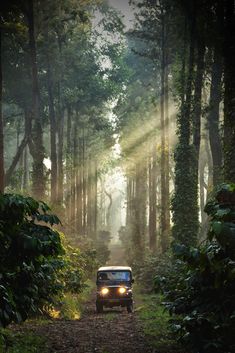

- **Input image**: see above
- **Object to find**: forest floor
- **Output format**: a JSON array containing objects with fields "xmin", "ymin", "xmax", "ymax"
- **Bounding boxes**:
[
  {"xmin": 8, "ymin": 289, "xmax": 184, "ymax": 353},
  {"xmin": 11, "ymin": 294, "xmax": 153, "ymax": 353}
]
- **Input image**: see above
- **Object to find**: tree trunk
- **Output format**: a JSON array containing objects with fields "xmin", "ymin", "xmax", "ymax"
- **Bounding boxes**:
[
  {"xmin": 66, "ymin": 107, "xmax": 72, "ymax": 222},
  {"xmin": 27, "ymin": 0, "xmax": 45, "ymax": 199},
  {"xmin": 94, "ymin": 161, "xmax": 98, "ymax": 239},
  {"xmin": 164, "ymin": 47, "xmax": 171, "ymax": 248},
  {"xmin": 23, "ymin": 145, "xmax": 29, "ymax": 190},
  {"xmin": 72, "ymin": 121, "xmax": 78, "ymax": 229},
  {"xmin": 133, "ymin": 161, "xmax": 146, "ymax": 261},
  {"xmin": 193, "ymin": 36, "xmax": 205, "ymax": 172},
  {"xmin": 57, "ymin": 99, "xmax": 64, "ymax": 204},
  {"xmin": 172, "ymin": 4, "xmax": 199, "ymax": 247},
  {"xmin": 208, "ymin": 48, "xmax": 223, "ymax": 186},
  {"xmin": 0, "ymin": 29, "xmax": 4, "ymax": 192},
  {"xmin": 76, "ymin": 137, "xmax": 83, "ymax": 234},
  {"xmin": 149, "ymin": 150, "xmax": 157, "ymax": 251},
  {"xmin": 105, "ymin": 188, "xmax": 112, "ymax": 232},
  {"xmin": 192, "ymin": 34, "xmax": 205, "ymax": 236},
  {"xmin": 82, "ymin": 127, "xmax": 87, "ymax": 234},
  {"xmin": 223, "ymin": 0, "xmax": 235, "ymax": 182},
  {"xmin": 46, "ymin": 56, "xmax": 58, "ymax": 203},
  {"xmin": 160, "ymin": 10, "xmax": 167, "ymax": 252},
  {"xmin": 87, "ymin": 157, "xmax": 93, "ymax": 236},
  {"xmin": 199, "ymin": 154, "xmax": 206, "ymax": 225}
]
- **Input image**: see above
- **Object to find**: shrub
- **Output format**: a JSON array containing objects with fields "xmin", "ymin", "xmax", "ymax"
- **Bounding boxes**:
[
  {"xmin": 160, "ymin": 184, "xmax": 235, "ymax": 353},
  {"xmin": 61, "ymin": 238, "xmax": 98, "ymax": 294},
  {"xmin": 0, "ymin": 193, "xmax": 64, "ymax": 328},
  {"xmin": 133, "ymin": 251, "xmax": 172, "ymax": 293}
]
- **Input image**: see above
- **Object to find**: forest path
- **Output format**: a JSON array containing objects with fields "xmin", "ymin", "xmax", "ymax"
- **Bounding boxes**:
[{"xmin": 17, "ymin": 292, "xmax": 155, "ymax": 353}]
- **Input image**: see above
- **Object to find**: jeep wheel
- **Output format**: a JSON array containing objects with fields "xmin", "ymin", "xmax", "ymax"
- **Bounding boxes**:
[
  {"xmin": 127, "ymin": 304, "xmax": 133, "ymax": 313},
  {"xmin": 96, "ymin": 302, "xmax": 103, "ymax": 313}
]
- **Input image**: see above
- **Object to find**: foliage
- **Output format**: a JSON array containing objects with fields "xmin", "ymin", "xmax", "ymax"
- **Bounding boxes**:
[
  {"xmin": 0, "ymin": 193, "xmax": 64, "ymax": 328},
  {"xmin": 171, "ymin": 143, "xmax": 199, "ymax": 247},
  {"xmin": 135, "ymin": 288, "xmax": 182, "ymax": 353},
  {"xmin": 59, "ymin": 280, "xmax": 94, "ymax": 320},
  {"xmin": 0, "ymin": 328, "xmax": 48, "ymax": 353},
  {"xmin": 132, "ymin": 251, "xmax": 172, "ymax": 293},
  {"xmin": 159, "ymin": 184, "xmax": 235, "ymax": 353},
  {"xmin": 60, "ymin": 239, "xmax": 98, "ymax": 294}
]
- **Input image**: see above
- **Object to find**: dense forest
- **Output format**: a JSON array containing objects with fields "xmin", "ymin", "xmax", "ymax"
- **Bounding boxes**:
[{"xmin": 0, "ymin": 0, "xmax": 235, "ymax": 353}]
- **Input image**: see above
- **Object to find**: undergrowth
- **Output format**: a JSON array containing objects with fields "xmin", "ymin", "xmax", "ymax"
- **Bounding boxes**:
[
  {"xmin": 0, "ymin": 329, "xmax": 48, "ymax": 353},
  {"xmin": 135, "ymin": 286, "xmax": 184, "ymax": 353},
  {"xmin": 58, "ymin": 279, "xmax": 95, "ymax": 320}
]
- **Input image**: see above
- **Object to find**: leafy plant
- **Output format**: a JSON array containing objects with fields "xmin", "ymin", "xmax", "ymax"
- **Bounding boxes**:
[
  {"xmin": 60, "ymin": 238, "xmax": 98, "ymax": 294},
  {"xmin": 0, "ymin": 193, "xmax": 64, "ymax": 328},
  {"xmin": 160, "ymin": 184, "xmax": 235, "ymax": 353},
  {"xmin": 0, "ymin": 328, "xmax": 48, "ymax": 353}
]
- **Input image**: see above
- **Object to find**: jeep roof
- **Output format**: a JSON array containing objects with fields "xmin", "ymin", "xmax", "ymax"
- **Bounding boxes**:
[{"xmin": 97, "ymin": 266, "xmax": 132, "ymax": 272}]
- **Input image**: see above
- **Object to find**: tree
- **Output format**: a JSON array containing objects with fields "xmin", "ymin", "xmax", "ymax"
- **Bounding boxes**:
[{"xmin": 0, "ymin": 28, "xmax": 4, "ymax": 192}]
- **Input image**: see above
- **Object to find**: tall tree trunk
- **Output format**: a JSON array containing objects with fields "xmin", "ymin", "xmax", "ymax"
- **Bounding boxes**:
[
  {"xmin": 57, "ymin": 91, "xmax": 64, "ymax": 204},
  {"xmin": 199, "ymin": 151, "xmax": 207, "ymax": 226},
  {"xmin": 82, "ymin": 127, "xmax": 87, "ymax": 234},
  {"xmin": 192, "ymin": 34, "xmax": 205, "ymax": 237},
  {"xmin": 164, "ymin": 47, "xmax": 171, "ymax": 248},
  {"xmin": 87, "ymin": 158, "xmax": 97, "ymax": 240},
  {"xmin": 160, "ymin": 10, "xmax": 167, "ymax": 252},
  {"xmin": 208, "ymin": 47, "xmax": 223, "ymax": 186},
  {"xmin": 133, "ymin": 161, "xmax": 146, "ymax": 261},
  {"xmin": 57, "ymin": 31, "xmax": 65, "ymax": 204},
  {"xmin": 0, "ymin": 29, "xmax": 4, "ymax": 192},
  {"xmin": 172, "ymin": 5, "xmax": 199, "ymax": 247},
  {"xmin": 27, "ymin": 0, "xmax": 45, "ymax": 198},
  {"xmin": 66, "ymin": 107, "xmax": 72, "ymax": 222},
  {"xmin": 72, "ymin": 122, "xmax": 78, "ymax": 229},
  {"xmin": 46, "ymin": 57, "xmax": 58, "ymax": 203},
  {"xmin": 149, "ymin": 149, "xmax": 157, "ymax": 251},
  {"xmin": 94, "ymin": 161, "xmax": 98, "ymax": 239},
  {"xmin": 223, "ymin": 0, "xmax": 235, "ymax": 182},
  {"xmin": 23, "ymin": 145, "xmax": 29, "ymax": 190},
  {"xmin": 76, "ymin": 137, "xmax": 83, "ymax": 234},
  {"xmin": 105, "ymin": 188, "xmax": 112, "ymax": 231},
  {"xmin": 87, "ymin": 156, "xmax": 93, "ymax": 236},
  {"xmin": 193, "ymin": 37, "xmax": 205, "ymax": 175}
]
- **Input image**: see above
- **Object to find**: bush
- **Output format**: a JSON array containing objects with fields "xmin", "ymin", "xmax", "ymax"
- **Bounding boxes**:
[
  {"xmin": 0, "ymin": 193, "xmax": 64, "ymax": 328},
  {"xmin": 160, "ymin": 184, "xmax": 235, "ymax": 353},
  {"xmin": 60, "ymin": 238, "xmax": 98, "ymax": 294},
  {"xmin": 133, "ymin": 251, "xmax": 172, "ymax": 293}
]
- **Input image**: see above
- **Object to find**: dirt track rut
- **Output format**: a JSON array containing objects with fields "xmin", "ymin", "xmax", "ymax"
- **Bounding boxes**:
[{"xmin": 18, "ymin": 295, "xmax": 155, "ymax": 353}]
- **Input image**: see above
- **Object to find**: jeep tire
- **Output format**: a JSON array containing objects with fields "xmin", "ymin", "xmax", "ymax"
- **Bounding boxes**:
[
  {"xmin": 127, "ymin": 303, "xmax": 133, "ymax": 313},
  {"xmin": 96, "ymin": 302, "xmax": 103, "ymax": 313}
]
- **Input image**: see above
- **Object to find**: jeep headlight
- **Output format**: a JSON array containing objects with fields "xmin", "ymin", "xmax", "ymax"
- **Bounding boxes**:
[
  {"xmin": 118, "ymin": 287, "xmax": 126, "ymax": 294},
  {"xmin": 101, "ymin": 287, "xmax": 109, "ymax": 295}
]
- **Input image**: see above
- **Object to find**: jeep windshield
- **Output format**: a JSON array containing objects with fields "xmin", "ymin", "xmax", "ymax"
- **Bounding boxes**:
[{"xmin": 97, "ymin": 271, "xmax": 131, "ymax": 282}]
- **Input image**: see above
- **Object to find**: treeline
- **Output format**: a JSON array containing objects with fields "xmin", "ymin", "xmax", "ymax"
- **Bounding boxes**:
[
  {"xmin": 0, "ymin": 0, "xmax": 125, "ymax": 241},
  {"xmin": 117, "ymin": 0, "xmax": 235, "ymax": 260},
  {"xmin": 116, "ymin": 1, "xmax": 235, "ymax": 352}
]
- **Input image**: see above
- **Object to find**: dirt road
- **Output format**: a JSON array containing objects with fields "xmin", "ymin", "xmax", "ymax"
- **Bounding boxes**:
[{"xmin": 19, "ymin": 295, "xmax": 155, "ymax": 353}]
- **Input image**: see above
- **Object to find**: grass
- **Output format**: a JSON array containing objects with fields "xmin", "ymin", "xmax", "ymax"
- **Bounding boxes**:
[
  {"xmin": 135, "ymin": 287, "xmax": 183, "ymax": 353},
  {"xmin": 0, "ymin": 329, "xmax": 48, "ymax": 353},
  {"xmin": 58, "ymin": 279, "xmax": 95, "ymax": 320},
  {"xmin": 103, "ymin": 312, "xmax": 116, "ymax": 321}
]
